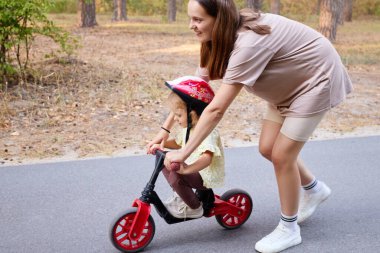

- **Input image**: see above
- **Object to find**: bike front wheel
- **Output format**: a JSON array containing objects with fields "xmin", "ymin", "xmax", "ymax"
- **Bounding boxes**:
[{"xmin": 110, "ymin": 207, "xmax": 155, "ymax": 253}]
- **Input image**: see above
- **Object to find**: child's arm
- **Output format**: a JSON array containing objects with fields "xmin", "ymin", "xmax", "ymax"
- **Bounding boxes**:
[
  {"xmin": 177, "ymin": 151, "xmax": 213, "ymax": 175},
  {"xmin": 164, "ymin": 138, "xmax": 181, "ymax": 150},
  {"xmin": 147, "ymin": 137, "xmax": 181, "ymax": 154}
]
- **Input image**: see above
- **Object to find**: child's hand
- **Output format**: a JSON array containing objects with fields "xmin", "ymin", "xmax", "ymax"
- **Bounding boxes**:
[
  {"xmin": 147, "ymin": 143, "xmax": 161, "ymax": 155},
  {"xmin": 146, "ymin": 130, "xmax": 169, "ymax": 153}
]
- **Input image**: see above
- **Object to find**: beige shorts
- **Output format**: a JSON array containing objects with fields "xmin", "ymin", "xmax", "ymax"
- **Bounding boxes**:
[{"xmin": 264, "ymin": 104, "xmax": 327, "ymax": 142}]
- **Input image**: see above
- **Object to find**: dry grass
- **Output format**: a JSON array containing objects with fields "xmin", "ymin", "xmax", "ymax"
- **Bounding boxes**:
[{"xmin": 1, "ymin": 14, "xmax": 379, "ymax": 165}]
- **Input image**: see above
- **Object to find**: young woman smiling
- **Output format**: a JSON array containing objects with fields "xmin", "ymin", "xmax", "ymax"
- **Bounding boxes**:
[{"xmin": 148, "ymin": 1, "xmax": 352, "ymax": 252}]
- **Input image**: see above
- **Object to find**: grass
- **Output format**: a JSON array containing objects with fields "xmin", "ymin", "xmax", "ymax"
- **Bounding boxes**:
[
  {"xmin": 334, "ymin": 18, "xmax": 380, "ymax": 67},
  {"xmin": 49, "ymin": 13, "xmax": 190, "ymax": 33},
  {"xmin": 49, "ymin": 13, "xmax": 380, "ymax": 68}
]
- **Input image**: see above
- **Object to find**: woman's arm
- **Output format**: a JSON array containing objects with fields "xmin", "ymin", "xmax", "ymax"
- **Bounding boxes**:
[
  {"xmin": 178, "ymin": 151, "xmax": 213, "ymax": 175},
  {"xmin": 165, "ymin": 83, "xmax": 244, "ymax": 166}
]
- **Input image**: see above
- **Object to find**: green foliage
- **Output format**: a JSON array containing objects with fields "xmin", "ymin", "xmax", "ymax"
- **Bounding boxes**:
[
  {"xmin": 0, "ymin": 0, "xmax": 76, "ymax": 89},
  {"xmin": 96, "ymin": 0, "xmax": 113, "ymax": 13},
  {"xmin": 47, "ymin": 0, "xmax": 77, "ymax": 13},
  {"xmin": 353, "ymin": 0, "xmax": 380, "ymax": 16},
  {"xmin": 44, "ymin": 0, "xmax": 380, "ymax": 17},
  {"xmin": 127, "ymin": 0, "xmax": 167, "ymax": 16}
]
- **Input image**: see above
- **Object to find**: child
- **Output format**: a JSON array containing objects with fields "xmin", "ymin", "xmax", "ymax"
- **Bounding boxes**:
[{"xmin": 147, "ymin": 76, "xmax": 225, "ymax": 219}]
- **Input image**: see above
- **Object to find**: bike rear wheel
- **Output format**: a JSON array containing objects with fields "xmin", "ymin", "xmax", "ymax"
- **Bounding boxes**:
[{"xmin": 215, "ymin": 189, "xmax": 253, "ymax": 229}]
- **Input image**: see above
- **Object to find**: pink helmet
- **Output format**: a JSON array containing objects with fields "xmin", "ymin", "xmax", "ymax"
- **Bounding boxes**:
[{"xmin": 165, "ymin": 76, "xmax": 215, "ymax": 115}]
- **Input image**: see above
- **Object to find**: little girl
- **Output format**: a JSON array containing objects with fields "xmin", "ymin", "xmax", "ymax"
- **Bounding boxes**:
[{"xmin": 147, "ymin": 76, "xmax": 225, "ymax": 219}]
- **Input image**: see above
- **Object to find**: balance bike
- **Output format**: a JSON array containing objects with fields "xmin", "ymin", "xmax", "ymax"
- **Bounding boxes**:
[{"xmin": 110, "ymin": 150, "xmax": 253, "ymax": 252}]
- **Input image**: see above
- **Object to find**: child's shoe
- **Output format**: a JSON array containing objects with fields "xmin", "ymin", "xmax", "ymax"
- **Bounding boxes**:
[
  {"xmin": 298, "ymin": 181, "xmax": 331, "ymax": 223},
  {"xmin": 167, "ymin": 202, "xmax": 203, "ymax": 219},
  {"xmin": 255, "ymin": 223, "xmax": 302, "ymax": 253},
  {"xmin": 164, "ymin": 192, "xmax": 184, "ymax": 208}
]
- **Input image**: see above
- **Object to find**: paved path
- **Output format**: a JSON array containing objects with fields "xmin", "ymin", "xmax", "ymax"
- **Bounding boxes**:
[{"xmin": 1, "ymin": 136, "xmax": 379, "ymax": 253}]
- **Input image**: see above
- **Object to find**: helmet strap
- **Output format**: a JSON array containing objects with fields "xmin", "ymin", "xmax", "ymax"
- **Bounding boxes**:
[{"xmin": 185, "ymin": 106, "xmax": 192, "ymax": 143}]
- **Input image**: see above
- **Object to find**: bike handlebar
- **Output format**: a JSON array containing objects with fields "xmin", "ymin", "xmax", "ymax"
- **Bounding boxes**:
[{"xmin": 153, "ymin": 149, "xmax": 180, "ymax": 171}]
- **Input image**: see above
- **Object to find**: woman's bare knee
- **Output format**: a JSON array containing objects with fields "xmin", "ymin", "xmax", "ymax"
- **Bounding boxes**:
[
  {"xmin": 259, "ymin": 143, "xmax": 272, "ymax": 161},
  {"xmin": 259, "ymin": 120, "xmax": 281, "ymax": 161},
  {"xmin": 271, "ymin": 150, "xmax": 287, "ymax": 170},
  {"xmin": 271, "ymin": 134, "xmax": 305, "ymax": 171}
]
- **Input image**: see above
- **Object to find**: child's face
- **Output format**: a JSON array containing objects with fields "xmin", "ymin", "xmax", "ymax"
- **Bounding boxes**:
[{"xmin": 173, "ymin": 108, "xmax": 187, "ymax": 128}]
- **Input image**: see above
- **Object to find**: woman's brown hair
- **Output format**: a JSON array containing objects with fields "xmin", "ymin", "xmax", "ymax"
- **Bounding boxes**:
[{"xmin": 196, "ymin": 0, "xmax": 271, "ymax": 80}]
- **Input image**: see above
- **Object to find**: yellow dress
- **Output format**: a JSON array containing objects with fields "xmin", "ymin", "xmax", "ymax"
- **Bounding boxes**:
[{"xmin": 176, "ymin": 128, "xmax": 225, "ymax": 188}]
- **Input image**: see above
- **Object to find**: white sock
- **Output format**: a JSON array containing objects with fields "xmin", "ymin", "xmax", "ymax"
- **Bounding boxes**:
[
  {"xmin": 302, "ymin": 177, "xmax": 321, "ymax": 194},
  {"xmin": 280, "ymin": 213, "xmax": 298, "ymax": 231}
]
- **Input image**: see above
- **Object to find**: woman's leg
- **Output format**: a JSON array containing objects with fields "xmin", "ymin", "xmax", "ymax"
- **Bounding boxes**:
[
  {"xmin": 256, "ymin": 111, "xmax": 331, "ymax": 252},
  {"xmin": 256, "ymin": 125, "xmax": 303, "ymax": 252},
  {"xmin": 259, "ymin": 119, "xmax": 315, "ymax": 186},
  {"xmin": 271, "ymin": 134, "xmax": 305, "ymax": 215}
]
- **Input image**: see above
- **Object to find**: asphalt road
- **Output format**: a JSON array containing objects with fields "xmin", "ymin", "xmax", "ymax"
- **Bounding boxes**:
[{"xmin": 1, "ymin": 136, "xmax": 379, "ymax": 253}]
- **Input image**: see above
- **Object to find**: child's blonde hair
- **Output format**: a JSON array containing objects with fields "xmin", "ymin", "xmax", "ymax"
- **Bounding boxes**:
[{"xmin": 168, "ymin": 92, "xmax": 199, "ymax": 126}]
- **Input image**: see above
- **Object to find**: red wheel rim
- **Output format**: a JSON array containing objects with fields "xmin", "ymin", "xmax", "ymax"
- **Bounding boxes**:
[
  {"xmin": 220, "ymin": 193, "xmax": 252, "ymax": 227},
  {"xmin": 112, "ymin": 212, "xmax": 154, "ymax": 251}
]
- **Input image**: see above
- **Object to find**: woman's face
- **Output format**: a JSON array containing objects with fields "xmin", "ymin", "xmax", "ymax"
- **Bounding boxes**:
[{"xmin": 188, "ymin": 0, "xmax": 216, "ymax": 43}]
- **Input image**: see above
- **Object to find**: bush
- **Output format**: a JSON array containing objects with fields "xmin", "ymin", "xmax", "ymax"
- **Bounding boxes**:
[
  {"xmin": 0, "ymin": 0, "xmax": 76, "ymax": 90},
  {"xmin": 127, "ymin": 0, "xmax": 167, "ymax": 16},
  {"xmin": 353, "ymin": 0, "xmax": 380, "ymax": 17},
  {"xmin": 47, "ymin": 0, "xmax": 77, "ymax": 13}
]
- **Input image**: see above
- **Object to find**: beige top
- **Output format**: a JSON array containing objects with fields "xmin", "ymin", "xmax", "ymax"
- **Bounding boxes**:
[
  {"xmin": 176, "ymin": 128, "xmax": 225, "ymax": 188},
  {"xmin": 198, "ymin": 13, "xmax": 353, "ymax": 117}
]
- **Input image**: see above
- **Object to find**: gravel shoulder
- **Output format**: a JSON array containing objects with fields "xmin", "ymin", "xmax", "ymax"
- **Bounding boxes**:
[{"xmin": 1, "ymin": 27, "xmax": 379, "ymax": 166}]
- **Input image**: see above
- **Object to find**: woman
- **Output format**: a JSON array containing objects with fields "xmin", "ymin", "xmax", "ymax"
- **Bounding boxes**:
[{"xmin": 147, "ymin": 0, "xmax": 352, "ymax": 252}]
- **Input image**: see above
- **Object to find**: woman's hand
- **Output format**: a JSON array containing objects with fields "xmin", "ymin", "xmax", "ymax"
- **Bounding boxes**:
[{"xmin": 164, "ymin": 150, "xmax": 186, "ymax": 170}]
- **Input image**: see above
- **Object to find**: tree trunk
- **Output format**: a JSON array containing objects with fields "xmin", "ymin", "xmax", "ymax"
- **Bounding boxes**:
[
  {"xmin": 246, "ymin": 0, "xmax": 254, "ymax": 9},
  {"xmin": 270, "ymin": 0, "xmax": 281, "ymax": 14},
  {"xmin": 337, "ymin": 0, "xmax": 345, "ymax": 25},
  {"xmin": 78, "ymin": 0, "xmax": 97, "ymax": 27},
  {"xmin": 112, "ymin": 0, "xmax": 118, "ymax": 21},
  {"xmin": 112, "ymin": 0, "xmax": 127, "ymax": 22},
  {"xmin": 247, "ymin": 0, "xmax": 262, "ymax": 12},
  {"xmin": 343, "ymin": 0, "xmax": 353, "ymax": 22},
  {"xmin": 119, "ymin": 0, "xmax": 127, "ymax": 21},
  {"xmin": 319, "ymin": 0, "xmax": 343, "ymax": 42},
  {"xmin": 177, "ymin": 0, "xmax": 184, "ymax": 13},
  {"xmin": 168, "ymin": 0, "xmax": 176, "ymax": 22}
]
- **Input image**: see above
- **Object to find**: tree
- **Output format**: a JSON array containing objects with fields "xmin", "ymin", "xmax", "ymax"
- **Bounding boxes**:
[
  {"xmin": 0, "ymin": 0, "xmax": 74, "ymax": 89},
  {"xmin": 343, "ymin": 0, "xmax": 353, "ymax": 22},
  {"xmin": 319, "ymin": 0, "xmax": 344, "ymax": 42},
  {"xmin": 270, "ymin": 0, "xmax": 281, "ymax": 14},
  {"xmin": 112, "ymin": 0, "xmax": 127, "ymax": 22},
  {"xmin": 168, "ymin": 0, "xmax": 176, "ymax": 22},
  {"xmin": 247, "ymin": 0, "xmax": 262, "ymax": 12},
  {"xmin": 78, "ymin": 0, "xmax": 97, "ymax": 27}
]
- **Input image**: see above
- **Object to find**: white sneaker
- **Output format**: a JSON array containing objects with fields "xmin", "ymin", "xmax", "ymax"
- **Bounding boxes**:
[
  {"xmin": 167, "ymin": 202, "xmax": 203, "ymax": 219},
  {"xmin": 255, "ymin": 223, "xmax": 302, "ymax": 253},
  {"xmin": 164, "ymin": 192, "xmax": 184, "ymax": 208},
  {"xmin": 298, "ymin": 181, "xmax": 331, "ymax": 223}
]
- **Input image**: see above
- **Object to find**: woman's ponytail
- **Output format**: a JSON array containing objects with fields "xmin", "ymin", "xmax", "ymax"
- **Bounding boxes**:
[{"xmin": 239, "ymin": 8, "xmax": 271, "ymax": 35}]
